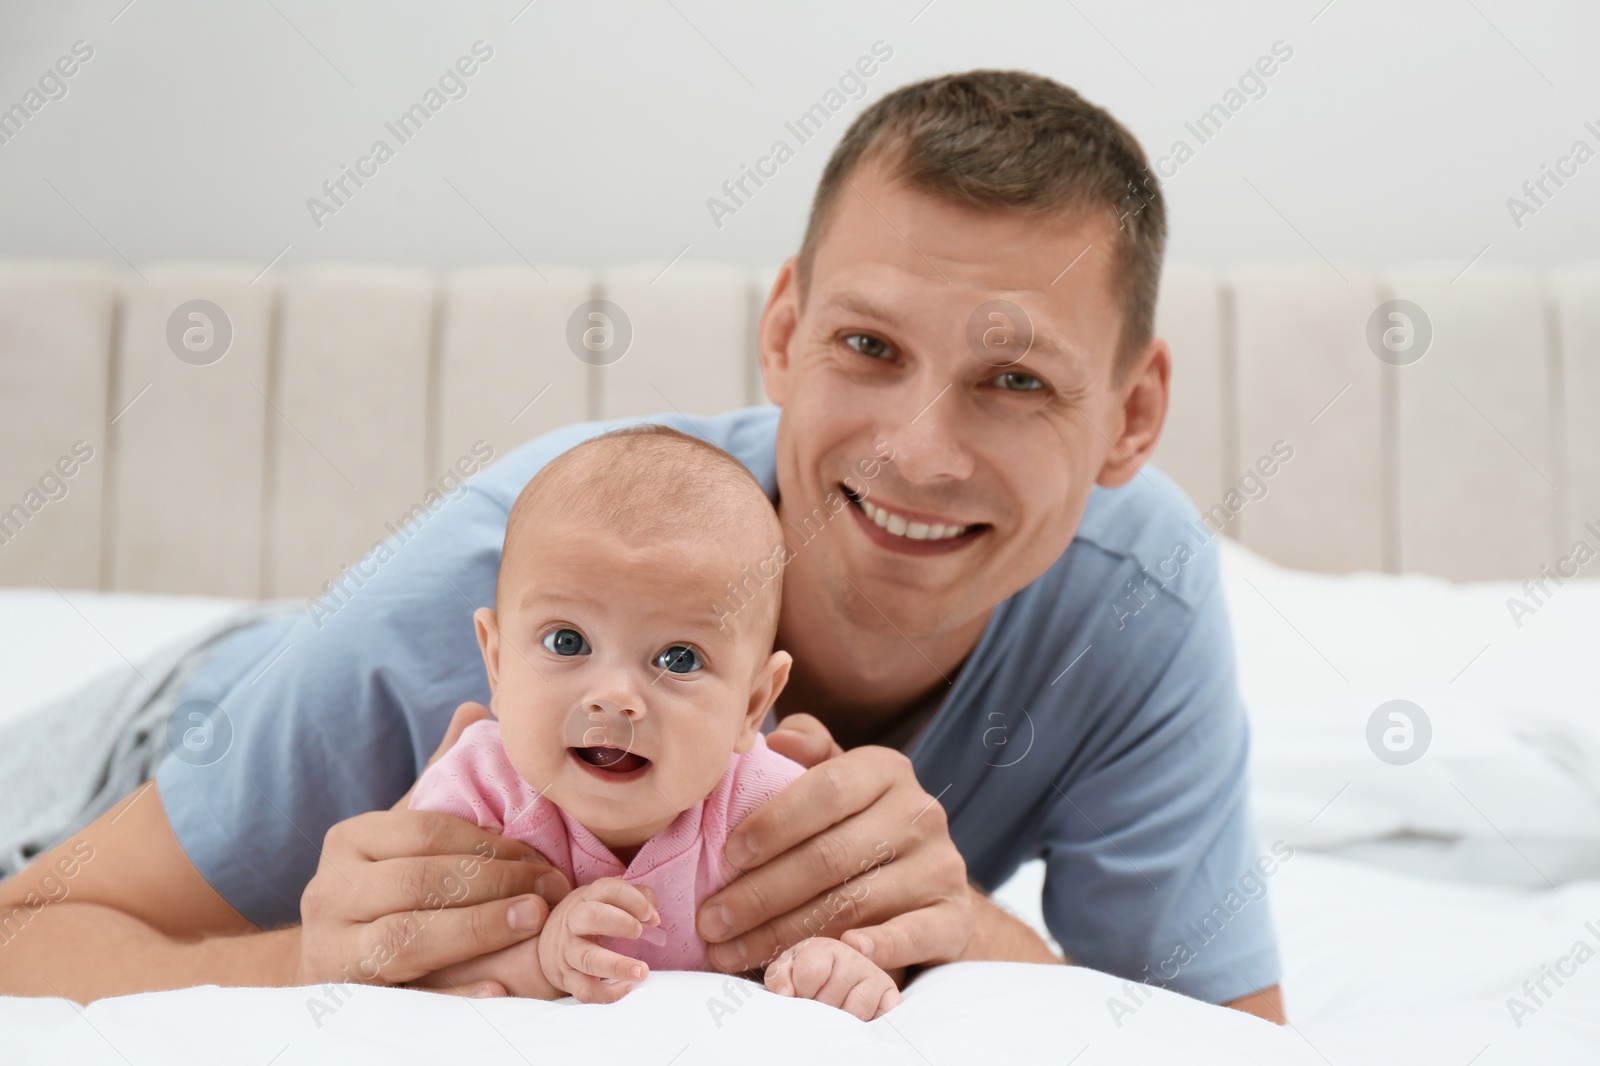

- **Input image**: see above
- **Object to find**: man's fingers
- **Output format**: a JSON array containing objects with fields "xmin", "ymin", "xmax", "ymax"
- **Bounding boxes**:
[
  {"xmin": 702, "ymin": 793, "xmax": 903, "ymax": 949},
  {"xmin": 355, "ymin": 893, "xmax": 549, "ymax": 984},
  {"xmin": 332, "ymin": 808, "xmax": 565, "ymax": 883},
  {"xmin": 840, "ymin": 907, "xmax": 954, "ymax": 971},
  {"xmin": 719, "ymin": 746, "xmax": 900, "ymax": 882},
  {"xmin": 432, "ymin": 702, "xmax": 491, "ymax": 765},
  {"xmin": 343, "ymin": 853, "xmax": 566, "ymax": 920},
  {"xmin": 707, "ymin": 816, "xmax": 895, "ymax": 943},
  {"xmin": 730, "ymin": 894, "xmax": 957, "ymax": 975},
  {"xmin": 393, "ymin": 703, "xmax": 491, "ymax": 811},
  {"xmin": 703, "ymin": 842, "xmax": 960, "ymax": 973},
  {"xmin": 317, "ymin": 811, "xmax": 572, "ymax": 922},
  {"xmin": 840, "ymin": 928, "xmax": 877, "ymax": 961},
  {"xmin": 763, "ymin": 713, "xmax": 844, "ymax": 769}
]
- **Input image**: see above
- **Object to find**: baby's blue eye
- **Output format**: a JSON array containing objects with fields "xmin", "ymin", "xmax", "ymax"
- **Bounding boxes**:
[
  {"xmin": 654, "ymin": 645, "xmax": 701, "ymax": 674},
  {"xmin": 543, "ymin": 628, "xmax": 590, "ymax": 656}
]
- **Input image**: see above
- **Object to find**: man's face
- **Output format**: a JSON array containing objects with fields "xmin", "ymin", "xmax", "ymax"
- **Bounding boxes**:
[{"xmin": 759, "ymin": 158, "xmax": 1160, "ymax": 642}]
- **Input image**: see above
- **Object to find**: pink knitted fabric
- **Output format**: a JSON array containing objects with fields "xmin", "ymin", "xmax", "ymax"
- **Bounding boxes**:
[{"xmin": 408, "ymin": 719, "xmax": 804, "ymax": 972}]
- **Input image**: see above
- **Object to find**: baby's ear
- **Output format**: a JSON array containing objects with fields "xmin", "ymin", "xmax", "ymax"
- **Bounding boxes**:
[
  {"xmin": 474, "ymin": 607, "xmax": 502, "ymax": 695},
  {"xmin": 735, "ymin": 649, "xmax": 793, "ymax": 752}
]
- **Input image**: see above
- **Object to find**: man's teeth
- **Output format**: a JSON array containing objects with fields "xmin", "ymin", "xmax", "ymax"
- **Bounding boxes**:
[{"xmin": 856, "ymin": 496, "xmax": 971, "ymax": 540}]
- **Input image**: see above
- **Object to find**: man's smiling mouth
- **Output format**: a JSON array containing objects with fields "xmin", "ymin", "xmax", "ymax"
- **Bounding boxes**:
[{"xmin": 840, "ymin": 483, "xmax": 989, "ymax": 548}]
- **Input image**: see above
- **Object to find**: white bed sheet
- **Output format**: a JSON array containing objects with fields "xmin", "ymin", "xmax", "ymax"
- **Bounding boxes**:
[
  {"xmin": 1221, "ymin": 538, "xmax": 1600, "ymax": 887},
  {"xmin": 5, "ymin": 852, "xmax": 1597, "ymax": 1065},
  {"xmin": 3, "ymin": 540, "xmax": 1599, "ymax": 1061},
  {"xmin": 0, "ymin": 588, "xmax": 247, "ymax": 731}
]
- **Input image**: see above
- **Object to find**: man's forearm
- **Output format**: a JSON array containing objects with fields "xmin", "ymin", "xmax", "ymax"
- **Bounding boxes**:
[
  {"xmin": 955, "ymin": 884, "xmax": 1064, "ymax": 965},
  {"xmin": 0, "ymin": 902, "xmax": 298, "ymax": 1003}
]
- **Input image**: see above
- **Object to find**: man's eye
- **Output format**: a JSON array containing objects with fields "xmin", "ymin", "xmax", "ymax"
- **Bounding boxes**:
[
  {"xmin": 996, "ymin": 371, "xmax": 1044, "ymax": 392},
  {"xmin": 845, "ymin": 333, "xmax": 891, "ymax": 360},
  {"xmin": 542, "ymin": 628, "xmax": 590, "ymax": 656},
  {"xmin": 654, "ymin": 645, "xmax": 701, "ymax": 674}
]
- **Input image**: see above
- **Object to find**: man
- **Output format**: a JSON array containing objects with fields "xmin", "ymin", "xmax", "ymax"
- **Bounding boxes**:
[{"xmin": 0, "ymin": 70, "xmax": 1283, "ymax": 1020}]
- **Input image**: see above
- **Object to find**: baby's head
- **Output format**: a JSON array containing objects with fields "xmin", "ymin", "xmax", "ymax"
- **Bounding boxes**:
[{"xmin": 474, "ymin": 424, "xmax": 792, "ymax": 851}]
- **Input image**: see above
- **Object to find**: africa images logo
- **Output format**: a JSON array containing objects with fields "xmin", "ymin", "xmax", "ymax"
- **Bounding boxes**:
[
  {"xmin": 305, "ymin": 41, "xmax": 494, "ymax": 229},
  {"xmin": 705, "ymin": 41, "xmax": 893, "ymax": 229}
]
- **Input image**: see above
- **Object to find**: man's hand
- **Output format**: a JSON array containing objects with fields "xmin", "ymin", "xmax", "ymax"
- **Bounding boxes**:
[
  {"xmin": 537, "ymin": 877, "xmax": 660, "ymax": 1004},
  {"xmin": 295, "ymin": 702, "xmax": 573, "ymax": 995},
  {"xmin": 696, "ymin": 713, "xmax": 973, "ymax": 975}
]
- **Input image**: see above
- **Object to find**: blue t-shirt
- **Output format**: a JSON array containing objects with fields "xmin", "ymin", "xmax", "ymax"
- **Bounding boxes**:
[{"xmin": 157, "ymin": 404, "xmax": 1280, "ymax": 1004}]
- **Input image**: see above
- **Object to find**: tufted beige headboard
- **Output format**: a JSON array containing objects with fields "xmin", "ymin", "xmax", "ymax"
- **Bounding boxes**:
[{"xmin": 1, "ymin": 259, "xmax": 1596, "ymax": 599}]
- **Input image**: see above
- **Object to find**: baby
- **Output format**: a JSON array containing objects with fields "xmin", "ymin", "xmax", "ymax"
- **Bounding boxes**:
[{"xmin": 408, "ymin": 424, "xmax": 902, "ymax": 1020}]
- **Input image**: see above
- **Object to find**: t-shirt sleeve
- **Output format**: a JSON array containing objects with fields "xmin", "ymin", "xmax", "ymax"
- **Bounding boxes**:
[
  {"xmin": 153, "ymin": 419, "xmax": 625, "ymax": 929},
  {"xmin": 153, "ymin": 486, "xmax": 506, "ymax": 928},
  {"xmin": 1037, "ymin": 568, "xmax": 1283, "ymax": 1005}
]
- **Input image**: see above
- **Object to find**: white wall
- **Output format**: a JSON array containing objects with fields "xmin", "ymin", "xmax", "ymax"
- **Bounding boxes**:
[{"xmin": 0, "ymin": 0, "xmax": 1595, "ymax": 276}]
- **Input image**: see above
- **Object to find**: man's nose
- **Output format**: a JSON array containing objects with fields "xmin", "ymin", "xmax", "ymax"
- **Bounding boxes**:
[{"xmin": 883, "ymin": 378, "xmax": 976, "ymax": 485}]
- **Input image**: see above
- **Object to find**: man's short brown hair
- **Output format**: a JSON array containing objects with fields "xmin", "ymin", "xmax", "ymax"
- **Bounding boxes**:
[{"xmin": 798, "ymin": 69, "xmax": 1166, "ymax": 379}]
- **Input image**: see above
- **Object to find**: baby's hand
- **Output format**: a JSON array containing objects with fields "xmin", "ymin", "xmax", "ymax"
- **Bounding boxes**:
[
  {"xmin": 764, "ymin": 936, "xmax": 904, "ymax": 1021},
  {"xmin": 537, "ymin": 877, "xmax": 660, "ymax": 1004}
]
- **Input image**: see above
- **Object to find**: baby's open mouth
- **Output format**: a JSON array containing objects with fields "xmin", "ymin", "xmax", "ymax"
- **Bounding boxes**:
[{"xmin": 569, "ymin": 745, "xmax": 651, "ymax": 775}]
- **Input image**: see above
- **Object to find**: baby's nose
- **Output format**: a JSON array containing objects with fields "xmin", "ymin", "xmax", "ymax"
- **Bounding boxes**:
[
  {"xmin": 592, "ymin": 699, "xmax": 645, "ymax": 722},
  {"xmin": 563, "ymin": 697, "xmax": 641, "ymax": 751}
]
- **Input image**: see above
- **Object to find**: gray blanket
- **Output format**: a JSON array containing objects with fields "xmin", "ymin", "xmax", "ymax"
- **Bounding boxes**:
[{"xmin": 0, "ymin": 604, "xmax": 297, "ymax": 880}]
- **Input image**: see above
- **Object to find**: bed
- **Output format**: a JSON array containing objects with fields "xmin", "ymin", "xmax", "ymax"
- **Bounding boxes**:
[{"xmin": 4, "ymin": 537, "xmax": 1597, "ymax": 1063}]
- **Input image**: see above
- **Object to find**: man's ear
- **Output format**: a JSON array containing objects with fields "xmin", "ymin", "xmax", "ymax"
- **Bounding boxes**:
[
  {"xmin": 1096, "ymin": 336, "xmax": 1171, "ymax": 489},
  {"xmin": 734, "ymin": 649, "xmax": 793, "ymax": 754},
  {"xmin": 474, "ymin": 607, "xmax": 502, "ymax": 703},
  {"xmin": 756, "ymin": 256, "xmax": 802, "ymax": 407}
]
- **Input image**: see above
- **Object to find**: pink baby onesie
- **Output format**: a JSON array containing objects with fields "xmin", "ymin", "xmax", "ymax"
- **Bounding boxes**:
[{"xmin": 408, "ymin": 719, "xmax": 804, "ymax": 972}]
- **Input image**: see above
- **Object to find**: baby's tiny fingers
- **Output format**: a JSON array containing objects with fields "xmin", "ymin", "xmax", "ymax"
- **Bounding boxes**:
[
  {"xmin": 586, "ymin": 877, "xmax": 659, "ymax": 924},
  {"xmin": 409, "ymin": 978, "xmax": 507, "ymax": 999},
  {"xmin": 572, "ymin": 939, "xmax": 648, "ymax": 983},
  {"xmin": 567, "ymin": 972, "xmax": 638, "ymax": 1005},
  {"xmin": 783, "ymin": 939, "xmax": 845, "ymax": 1001},
  {"xmin": 841, "ymin": 974, "xmax": 902, "ymax": 1022},
  {"xmin": 764, "ymin": 952, "xmax": 795, "ymax": 997},
  {"xmin": 569, "ymin": 899, "xmax": 649, "ymax": 941}
]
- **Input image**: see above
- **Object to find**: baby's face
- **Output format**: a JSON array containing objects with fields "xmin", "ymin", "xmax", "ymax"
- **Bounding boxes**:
[{"xmin": 476, "ymin": 515, "xmax": 790, "ymax": 852}]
